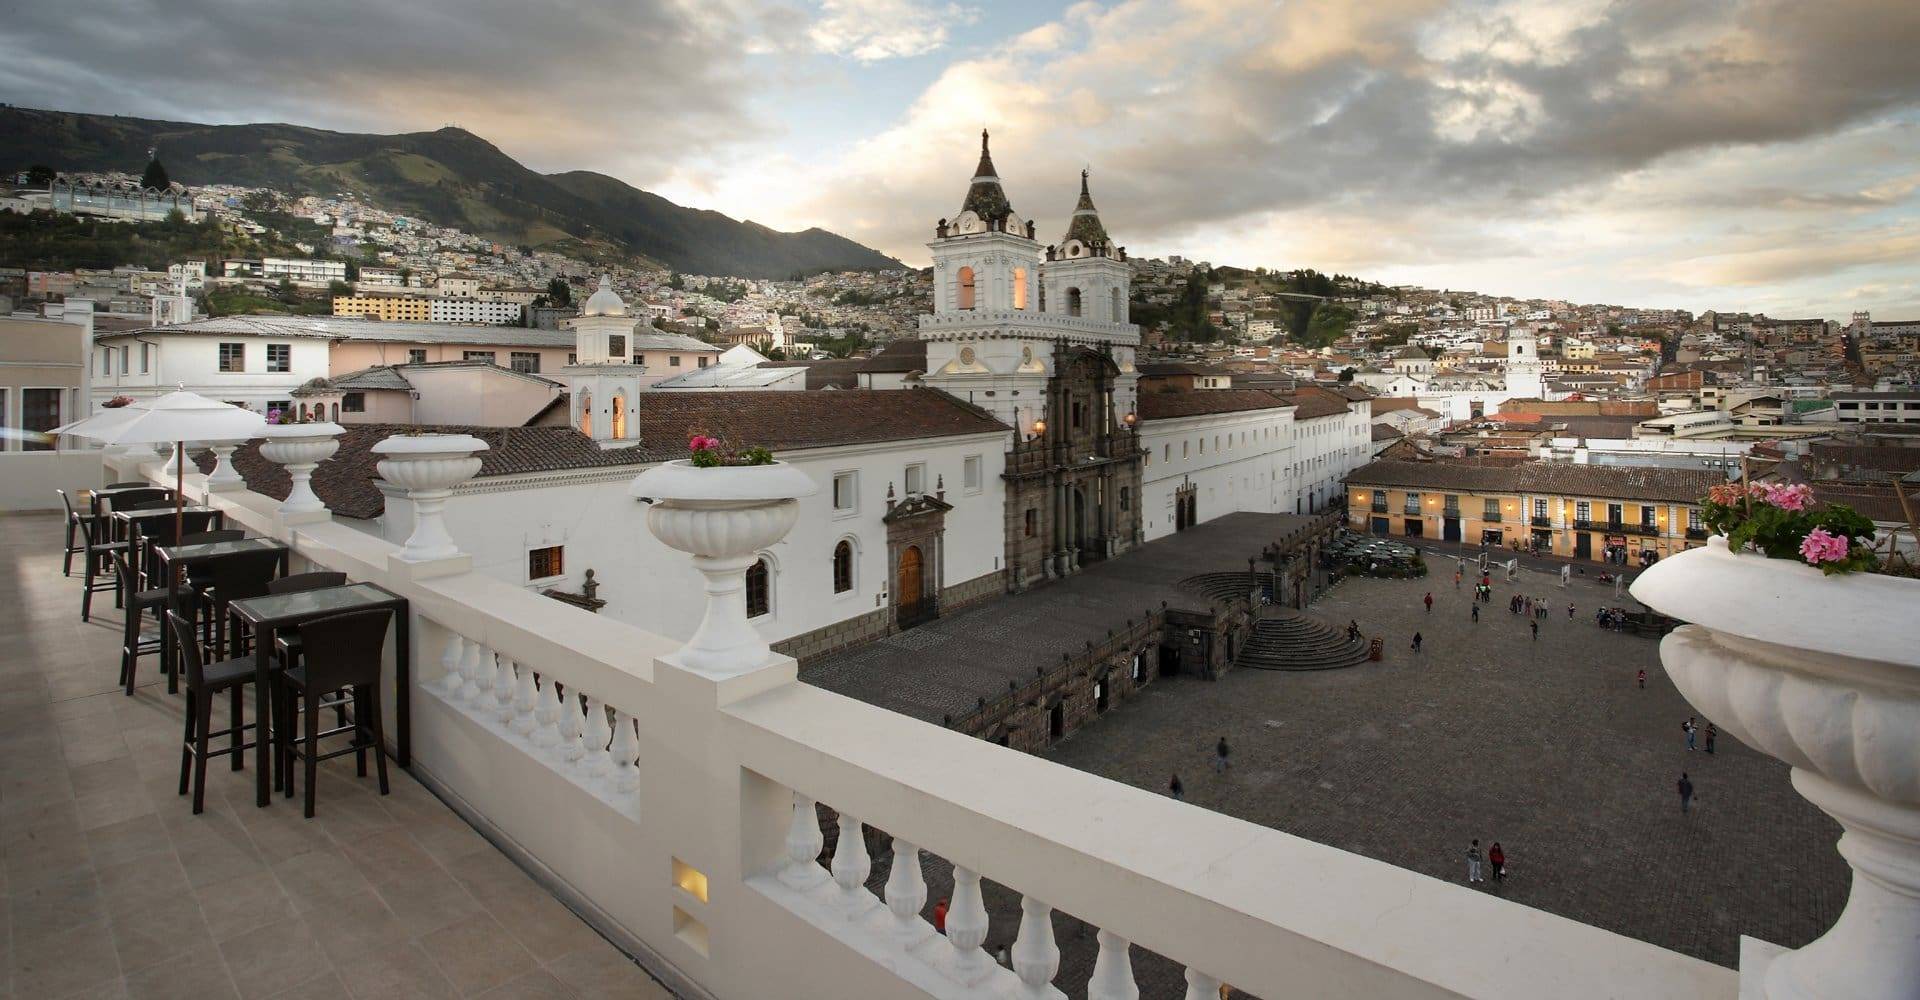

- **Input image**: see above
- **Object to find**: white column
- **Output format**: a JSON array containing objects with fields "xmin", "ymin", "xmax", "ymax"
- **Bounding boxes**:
[
  {"xmin": 582, "ymin": 696, "xmax": 613, "ymax": 779},
  {"xmin": 1183, "ymin": 967, "xmax": 1223, "ymax": 1000},
  {"xmin": 883, "ymin": 839, "xmax": 929, "ymax": 944},
  {"xmin": 1011, "ymin": 896, "xmax": 1063, "ymax": 998},
  {"xmin": 509, "ymin": 665, "xmax": 538, "ymax": 736},
  {"xmin": 609, "ymin": 708, "xmax": 640, "ymax": 795},
  {"xmin": 439, "ymin": 632, "xmax": 466, "ymax": 699},
  {"xmin": 946, "ymin": 866, "xmax": 992, "ymax": 984},
  {"xmin": 458, "ymin": 638, "xmax": 485, "ymax": 704},
  {"xmin": 531, "ymin": 678, "xmax": 563, "ymax": 749},
  {"xmin": 831, "ymin": 814, "xmax": 875, "ymax": 915},
  {"xmin": 780, "ymin": 793, "xmax": 827, "ymax": 889},
  {"xmin": 491, "ymin": 655, "xmax": 516, "ymax": 724},
  {"xmin": 1087, "ymin": 929, "xmax": 1139, "ymax": 1000}
]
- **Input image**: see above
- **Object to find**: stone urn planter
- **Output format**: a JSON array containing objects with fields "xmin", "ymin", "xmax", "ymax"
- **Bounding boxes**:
[
  {"xmin": 629, "ymin": 460, "xmax": 818, "ymax": 676},
  {"xmin": 258, "ymin": 422, "xmax": 344, "ymax": 515},
  {"xmin": 372, "ymin": 434, "xmax": 489, "ymax": 562},
  {"xmin": 1632, "ymin": 536, "xmax": 1920, "ymax": 1000}
]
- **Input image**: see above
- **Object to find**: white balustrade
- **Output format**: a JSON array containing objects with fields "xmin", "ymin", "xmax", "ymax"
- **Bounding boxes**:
[
  {"xmin": 510, "ymin": 665, "xmax": 538, "ymax": 736},
  {"xmin": 1087, "ymin": 929, "xmax": 1139, "ymax": 1000},
  {"xmin": 1012, "ymin": 896, "xmax": 1063, "ymax": 998},
  {"xmin": 583, "ymin": 697, "xmax": 613, "ymax": 779},
  {"xmin": 883, "ymin": 839, "xmax": 929, "ymax": 945},
  {"xmin": 946, "ymin": 866, "xmax": 993, "ymax": 985},
  {"xmin": 831, "ymin": 814, "xmax": 875, "ymax": 916},
  {"xmin": 439, "ymin": 632, "xmax": 466, "ymax": 699},
  {"xmin": 531, "ymin": 677, "xmax": 563, "ymax": 749},
  {"xmin": 563, "ymin": 693, "xmax": 588, "ymax": 764},
  {"xmin": 1183, "ymin": 967, "xmax": 1223, "ymax": 1000},
  {"xmin": 459, "ymin": 637, "xmax": 485, "ymax": 703},
  {"xmin": 781, "ymin": 793, "xmax": 828, "ymax": 889},
  {"xmin": 609, "ymin": 708, "xmax": 640, "ymax": 794},
  {"xmin": 492, "ymin": 655, "xmax": 515, "ymax": 724}
]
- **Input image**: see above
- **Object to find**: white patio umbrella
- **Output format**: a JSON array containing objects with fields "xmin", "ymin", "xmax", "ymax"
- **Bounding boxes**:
[{"xmin": 60, "ymin": 390, "xmax": 266, "ymax": 553}]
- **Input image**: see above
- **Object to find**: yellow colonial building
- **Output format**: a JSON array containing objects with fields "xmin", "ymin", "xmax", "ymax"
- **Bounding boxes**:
[
  {"xmin": 332, "ymin": 293, "xmax": 432, "ymax": 322},
  {"xmin": 1346, "ymin": 460, "xmax": 1724, "ymax": 563}
]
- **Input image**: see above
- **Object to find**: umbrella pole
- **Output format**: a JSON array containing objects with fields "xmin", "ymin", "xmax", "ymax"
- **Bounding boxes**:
[{"xmin": 174, "ymin": 441, "xmax": 185, "ymax": 587}]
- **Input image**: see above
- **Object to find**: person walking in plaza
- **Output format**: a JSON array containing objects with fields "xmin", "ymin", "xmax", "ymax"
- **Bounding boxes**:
[
  {"xmin": 1704, "ymin": 723, "xmax": 1716, "ymax": 754},
  {"xmin": 1488, "ymin": 842, "xmax": 1506, "ymax": 880},
  {"xmin": 1424, "ymin": 591, "xmax": 1433, "ymax": 614},
  {"xmin": 1213, "ymin": 736, "xmax": 1231, "ymax": 773},
  {"xmin": 1471, "ymin": 603, "xmax": 1480, "ymax": 624},
  {"xmin": 1567, "ymin": 601, "xmax": 1576, "ymax": 621},
  {"xmin": 1411, "ymin": 631, "xmax": 1423, "ymax": 653},
  {"xmin": 1169, "ymin": 773, "xmax": 1185, "ymax": 801},
  {"xmin": 1466, "ymin": 840, "xmax": 1484, "ymax": 883},
  {"xmin": 1454, "ymin": 569, "xmax": 1462, "ymax": 589},
  {"xmin": 1677, "ymin": 772, "xmax": 1694, "ymax": 814},
  {"xmin": 1530, "ymin": 619, "xmax": 1539, "ymax": 640},
  {"xmin": 1637, "ymin": 668, "xmax": 1646, "ymax": 689},
  {"xmin": 1684, "ymin": 717, "xmax": 1697, "ymax": 751},
  {"xmin": 1347, "ymin": 619, "xmax": 1361, "ymax": 643}
]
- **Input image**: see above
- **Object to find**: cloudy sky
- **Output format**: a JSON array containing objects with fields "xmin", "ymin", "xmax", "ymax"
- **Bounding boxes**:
[{"xmin": 5, "ymin": 0, "xmax": 1919, "ymax": 318}]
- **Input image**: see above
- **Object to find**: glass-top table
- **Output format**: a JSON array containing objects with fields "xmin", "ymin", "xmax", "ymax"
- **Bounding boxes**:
[
  {"xmin": 150, "ymin": 537, "xmax": 291, "ymax": 694},
  {"xmin": 228, "ymin": 583, "xmax": 413, "ymax": 807}
]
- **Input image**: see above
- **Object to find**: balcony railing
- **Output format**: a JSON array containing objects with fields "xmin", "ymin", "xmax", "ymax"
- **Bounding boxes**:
[
  {"xmin": 1530, "ymin": 516, "xmax": 1552, "ymax": 527},
  {"xmin": 1370, "ymin": 502, "xmax": 1388, "ymax": 513},
  {"xmin": 1482, "ymin": 512, "xmax": 1502, "ymax": 523},
  {"xmin": 96, "ymin": 447, "xmax": 1749, "ymax": 1000},
  {"xmin": 1685, "ymin": 527, "xmax": 1709, "ymax": 540},
  {"xmin": 1574, "ymin": 518, "xmax": 1595, "ymax": 530}
]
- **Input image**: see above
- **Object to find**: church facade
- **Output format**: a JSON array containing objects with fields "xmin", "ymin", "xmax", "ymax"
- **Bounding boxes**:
[{"xmin": 919, "ymin": 133, "xmax": 1145, "ymax": 590}]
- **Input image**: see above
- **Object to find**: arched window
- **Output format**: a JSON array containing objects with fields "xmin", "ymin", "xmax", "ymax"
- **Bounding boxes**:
[
  {"xmin": 746, "ymin": 558, "xmax": 770, "ymax": 618},
  {"xmin": 957, "ymin": 266, "xmax": 976, "ymax": 310},
  {"xmin": 832, "ymin": 540, "xmax": 853, "ymax": 593},
  {"xmin": 578, "ymin": 390, "xmax": 592, "ymax": 436},
  {"xmin": 1013, "ymin": 268, "xmax": 1028, "ymax": 309},
  {"xmin": 611, "ymin": 393, "xmax": 626, "ymax": 440},
  {"xmin": 1067, "ymin": 287, "xmax": 1082, "ymax": 317},
  {"xmin": 1111, "ymin": 287, "xmax": 1122, "ymax": 322},
  {"xmin": 330, "ymin": 402, "xmax": 339, "ymax": 422}
]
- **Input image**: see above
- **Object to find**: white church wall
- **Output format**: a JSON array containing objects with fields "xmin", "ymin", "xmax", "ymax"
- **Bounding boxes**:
[
  {"xmin": 429, "ymin": 432, "xmax": 1010, "ymax": 648},
  {"xmin": 1140, "ymin": 407, "xmax": 1297, "ymax": 540}
]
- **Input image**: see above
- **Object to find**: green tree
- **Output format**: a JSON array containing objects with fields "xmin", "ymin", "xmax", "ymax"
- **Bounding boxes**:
[
  {"xmin": 26, "ymin": 164, "xmax": 55, "ymax": 186},
  {"xmin": 546, "ymin": 277, "xmax": 572, "ymax": 306},
  {"xmin": 1338, "ymin": 367, "xmax": 1356, "ymax": 382},
  {"xmin": 141, "ymin": 156, "xmax": 171, "ymax": 191}
]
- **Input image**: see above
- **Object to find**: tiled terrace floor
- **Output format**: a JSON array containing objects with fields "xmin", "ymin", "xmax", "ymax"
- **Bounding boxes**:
[{"xmin": 0, "ymin": 513, "xmax": 673, "ymax": 1000}]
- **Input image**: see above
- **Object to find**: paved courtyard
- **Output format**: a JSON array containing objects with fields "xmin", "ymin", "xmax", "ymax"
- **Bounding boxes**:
[
  {"xmin": 0, "ymin": 514, "xmax": 672, "ymax": 999},
  {"xmin": 1046, "ymin": 561, "xmax": 1850, "ymax": 970}
]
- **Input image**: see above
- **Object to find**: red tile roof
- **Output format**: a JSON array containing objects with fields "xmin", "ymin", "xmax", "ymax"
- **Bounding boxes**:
[{"xmin": 1138, "ymin": 389, "xmax": 1292, "ymax": 420}]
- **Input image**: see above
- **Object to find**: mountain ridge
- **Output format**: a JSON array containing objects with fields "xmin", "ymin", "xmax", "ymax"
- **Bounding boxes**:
[{"xmin": 0, "ymin": 106, "xmax": 900, "ymax": 278}]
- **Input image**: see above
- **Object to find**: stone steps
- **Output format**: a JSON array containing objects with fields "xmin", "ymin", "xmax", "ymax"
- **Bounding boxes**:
[{"xmin": 1234, "ymin": 611, "xmax": 1371, "ymax": 672}]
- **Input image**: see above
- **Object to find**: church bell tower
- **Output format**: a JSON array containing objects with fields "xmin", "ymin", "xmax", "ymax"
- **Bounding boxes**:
[{"xmin": 563, "ymin": 276, "xmax": 646, "ymax": 447}]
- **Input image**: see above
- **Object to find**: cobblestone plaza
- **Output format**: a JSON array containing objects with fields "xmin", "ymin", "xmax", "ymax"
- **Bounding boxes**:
[{"xmin": 1046, "ymin": 563, "xmax": 1850, "ymax": 968}]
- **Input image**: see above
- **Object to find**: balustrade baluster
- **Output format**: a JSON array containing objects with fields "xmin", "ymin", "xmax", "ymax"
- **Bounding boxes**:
[
  {"xmin": 509, "ymin": 665, "xmax": 538, "ymax": 736},
  {"xmin": 609, "ymin": 708, "xmax": 640, "ymax": 794},
  {"xmin": 831, "ymin": 813, "xmax": 874, "ymax": 915},
  {"xmin": 1087, "ymin": 929, "xmax": 1138, "ymax": 1000},
  {"xmin": 1182, "ymin": 967, "xmax": 1222, "ymax": 1000},
  {"xmin": 492, "ymin": 655, "xmax": 516, "ymax": 724},
  {"xmin": 439, "ymin": 632, "xmax": 466, "ymax": 699},
  {"xmin": 1012, "ymin": 896, "xmax": 1062, "ymax": 997},
  {"xmin": 582, "ymin": 696, "xmax": 613, "ymax": 778},
  {"xmin": 883, "ymin": 838, "xmax": 928, "ymax": 944},
  {"xmin": 562, "ymin": 691, "xmax": 588, "ymax": 764},
  {"xmin": 946, "ymin": 866, "xmax": 992, "ymax": 983},
  {"xmin": 779, "ymin": 793, "xmax": 827, "ymax": 889},
  {"xmin": 531, "ymin": 677, "xmax": 563, "ymax": 748},
  {"xmin": 458, "ymin": 637, "xmax": 485, "ymax": 703}
]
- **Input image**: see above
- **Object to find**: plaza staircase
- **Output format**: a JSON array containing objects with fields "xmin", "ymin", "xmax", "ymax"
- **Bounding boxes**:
[{"xmin": 1235, "ymin": 609, "xmax": 1372, "ymax": 671}]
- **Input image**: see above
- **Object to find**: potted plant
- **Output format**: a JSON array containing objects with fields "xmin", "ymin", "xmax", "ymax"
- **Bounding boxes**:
[
  {"xmin": 628, "ymin": 433, "xmax": 818, "ymax": 677},
  {"xmin": 1631, "ymin": 484, "xmax": 1919, "ymax": 1000}
]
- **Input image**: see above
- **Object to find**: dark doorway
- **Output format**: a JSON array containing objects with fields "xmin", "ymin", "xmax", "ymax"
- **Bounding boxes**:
[
  {"xmin": 1370, "ymin": 517, "xmax": 1389, "ymax": 536},
  {"xmin": 1159, "ymin": 643, "xmax": 1183, "ymax": 676},
  {"xmin": 1048, "ymin": 702, "xmax": 1065, "ymax": 742},
  {"xmin": 1094, "ymin": 679, "xmax": 1109, "ymax": 714},
  {"xmin": 896, "ymin": 545, "xmax": 926, "ymax": 628},
  {"xmin": 1404, "ymin": 518, "xmax": 1424, "ymax": 537},
  {"xmin": 1575, "ymin": 533, "xmax": 1592, "ymax": 560},
  {"xmin": 1443, "ymin": 517, "xmax": 1461, "ymax": 542}
]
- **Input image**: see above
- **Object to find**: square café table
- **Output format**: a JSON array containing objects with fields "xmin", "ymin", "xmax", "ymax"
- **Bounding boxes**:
[
  {"xmin": 89, "ymin": 484, "xmax": 176, "ymax": 518},
  {"xmin": 111, "ymin": 504, "xmax": 220, "ymax": 544},
  {"xmin": 152, "ymin": 537, "xmax": 291, "ymax": 692},
  {"xmin": 228, "ymin": 583, "xmax": 412, "ymax": 807}
]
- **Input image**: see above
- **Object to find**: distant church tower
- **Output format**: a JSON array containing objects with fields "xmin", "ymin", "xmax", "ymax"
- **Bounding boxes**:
[
  {"xmin": 563, "ymin": 276, "xmax": 645, "ymax": 447},
  {"xmin": 1506, "ymin": 326, "xmax": 1545, "ymax": 399},
  {"xmin": 920, "ymin": 133, "xmax": 1143, "ymax": 590}
]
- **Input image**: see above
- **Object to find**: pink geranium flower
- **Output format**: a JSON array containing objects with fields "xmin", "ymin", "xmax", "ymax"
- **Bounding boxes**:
[
  {"xmin": 1762, "ymin": 483, "xmax": 1814, "ymax": 512},
  {"xmin": 689, "ymin": 435, "xmax": 718, "ymax": 451},
  {"xmin": 1798, "ymin": 527, "xmax": 1850, "ymax": 565}
]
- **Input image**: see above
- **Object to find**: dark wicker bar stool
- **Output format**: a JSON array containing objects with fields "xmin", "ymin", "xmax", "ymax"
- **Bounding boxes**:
[
  {"xmin": 165, "ymin": 612, "xmax": 262, "ymax": 814},
  {"xmin": 204, "ymin": 550, "xmax": 283, "ymax": 658},
  {"xmin": 112, "ymin": 552, "xmax": 170, "ymax": 696},
  {"xmin": 77, "ymin": 507, "xmax": 131, "ymax": 623},
  {"xmin": 275, "ymin": 608, "xmax": 394, "ymax": 818}
]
